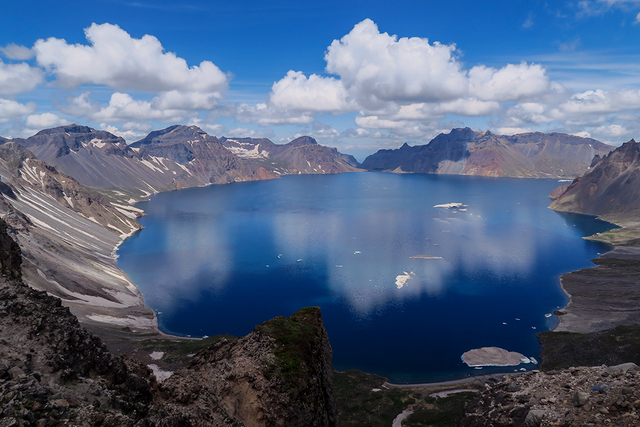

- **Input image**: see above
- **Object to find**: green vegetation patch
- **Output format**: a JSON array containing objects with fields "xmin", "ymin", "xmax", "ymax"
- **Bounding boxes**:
[
  {"xmin": 333, "ymin": 370, "xmax": 474, "ymax": 427},
  {"xmin": 256, "ymin": 310, "xmax": 318, "ymax": 389},
  {"xmin": 538, "ymin": 324, "xmax": 640, "ymax": 371},
  {"xmin": 404, "ymin": 392, "xmax": 477, "ymax": 427}
]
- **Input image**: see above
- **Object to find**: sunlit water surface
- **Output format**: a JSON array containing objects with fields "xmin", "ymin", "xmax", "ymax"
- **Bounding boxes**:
[{"xmin": 117, "ymin": 173, "xmax": 613, "ymax": 383}]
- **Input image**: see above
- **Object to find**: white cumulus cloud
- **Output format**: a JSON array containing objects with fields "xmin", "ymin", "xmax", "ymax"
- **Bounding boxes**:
[
  {"xmin": 33, "ymin": 23, "xmax": 228, "ymax": 95},
  {"xmin": 269, "ymin": 71, "xmax": 352, "ymax": 112},
  {"xmin": 0, "ymin": 60, "xmax": 44, "ymax": 96},
  {"xmin": 25, "ymin": 113, "xmax": 70, "ymax": 129},
  {"xmin": 0, "ymin": 44, "xmax": 34, "ymax": 60},
  {"xmin": 0, "ymin": 99, "xmax": 36, "ymax": 123},
  {"xmin": 324, "ymin": 19, "xmax": 469, "ymax": 108}
]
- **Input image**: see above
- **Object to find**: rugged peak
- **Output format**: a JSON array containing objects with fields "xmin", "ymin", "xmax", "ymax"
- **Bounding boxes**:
[
  {"xmin": 34, "ymin": 124, "xmax": 94, "ymax": 136},
  {"xmin": 400, "ymin": 142, "xmax": 411, "ymax": 149},
  {"xmin": 551, "ymin": 139, "xmax": 640, "ymax": 215},
  {"xmin": 132, "ymin": 124, "xmax": 213, "ymax": 148},
  {"xmin": 289, "ymin": 135, "xmax": 318, "ymax": 147}
]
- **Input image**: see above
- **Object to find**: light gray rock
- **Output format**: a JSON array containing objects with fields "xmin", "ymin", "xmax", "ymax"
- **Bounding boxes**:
[
  {"xmin": 606, "ymin": 363, "xmax": 638, "ymax": 376},
  {"xmin": 524, "ymin": 409, "xmax": 545, "ymax": 427},
  {"xmin": 573, "ymin": 391, "xmax": 590, "ymax": 407}
]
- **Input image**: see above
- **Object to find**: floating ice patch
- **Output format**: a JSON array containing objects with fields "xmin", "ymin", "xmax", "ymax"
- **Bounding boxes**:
[
  {"xmin": 434, "ymin": 202, "xmax": 466, "ymax": 208},
  {"xmin": 461, "ymin": 347, "xmax": 530, "ymax": 367},
  {"xmin": 395, "ymin": 272, "xmax": 411, "ymax": 289}
]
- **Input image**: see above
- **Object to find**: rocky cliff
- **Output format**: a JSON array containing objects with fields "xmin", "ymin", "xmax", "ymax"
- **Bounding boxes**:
[
  {"xmin": 220, "ymin": 135, "xmax": 361, "ymax": 175},
  {"xmin": 551, "ymin": 139, "xmax": 640, "ymax": 216},
  {"xmin": 130, "ymin": 125, "xmax": 278, "ymax": 187},
  {"xmin": 361, "ymin": 128, "xmax": 613, "ymax": 178}
]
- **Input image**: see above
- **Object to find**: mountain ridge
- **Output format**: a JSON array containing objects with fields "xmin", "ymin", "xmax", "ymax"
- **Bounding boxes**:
[{"xmin": 361, "ymin": 127, "xmax": 614, "ymax": 178}]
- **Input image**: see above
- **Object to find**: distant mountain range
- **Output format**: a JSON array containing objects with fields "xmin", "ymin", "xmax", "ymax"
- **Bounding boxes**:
[
  {"xmin": 220, "ymin": 135, "xmax": 360, "ymax": 175},
  {"xmin": 551, "ymin": 139, "xmax": 640, "ymax": 216},
  {"xmin": 11, "ymin": 124, "xmax": 360, "ymax": 198},
  {"xmin": 361, "ymin": 127, "xmax": 614, "ymax": 178}
]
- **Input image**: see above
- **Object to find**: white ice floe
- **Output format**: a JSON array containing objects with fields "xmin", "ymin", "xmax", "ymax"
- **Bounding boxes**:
[
  {"xmin": 395, "ymin": 272, "xmax": 412, "ymax": 289},
  {"xmin": 434, "ymin": 202, "xmax": 467, "ymax": 208},
  {"xmin": 461, "ymin": 347, "xmax": 530, "ymax": 367}
]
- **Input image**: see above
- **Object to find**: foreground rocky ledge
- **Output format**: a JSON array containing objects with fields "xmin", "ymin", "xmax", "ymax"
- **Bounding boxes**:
[{"xmin": 460, "ymin": 363, "xmax": 640, "ymax": 426}]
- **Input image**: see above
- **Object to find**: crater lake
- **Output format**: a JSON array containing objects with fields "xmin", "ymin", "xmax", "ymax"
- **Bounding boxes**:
[{"xmin": 117, "ymin": 172, "xmax": 613, "ymax": 383}]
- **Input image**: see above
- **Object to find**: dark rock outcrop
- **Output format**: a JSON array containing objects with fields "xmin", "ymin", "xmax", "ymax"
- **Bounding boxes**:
[
  {"xmin": 156, "ymin": 307, "xmax": 339, "ymax": 426},
  {"xmin": 361, "ymin": 128, "xmax": 613, "ymax": 178},
  {"xmin": 460, "ymin": 364, "xmax": 640, "ymax": 427}
]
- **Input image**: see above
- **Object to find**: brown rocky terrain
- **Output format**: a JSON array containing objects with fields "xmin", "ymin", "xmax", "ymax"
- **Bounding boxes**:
[
  {"xmin": 460, "ymin": 363, "xmax": 640, "ymax": 426},
  {"xmin": 361, "ymin": 128, "xmax": 613, "ymax": 178}
]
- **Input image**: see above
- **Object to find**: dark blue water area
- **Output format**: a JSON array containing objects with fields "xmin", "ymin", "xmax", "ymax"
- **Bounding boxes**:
[{"xmin": 117, "ymin": 172, "xmax": 614, "ymax": 383}]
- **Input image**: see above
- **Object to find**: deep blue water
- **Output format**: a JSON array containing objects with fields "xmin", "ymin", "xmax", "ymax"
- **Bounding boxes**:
[{"xmin": 117, "ymin": 172, "xmax": 614, "ymax": 383}]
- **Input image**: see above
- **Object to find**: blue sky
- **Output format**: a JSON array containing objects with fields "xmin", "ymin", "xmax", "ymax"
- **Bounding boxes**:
[{"xmin": 2, "ymin": 0, "xmax": 640, "ymax": 159}]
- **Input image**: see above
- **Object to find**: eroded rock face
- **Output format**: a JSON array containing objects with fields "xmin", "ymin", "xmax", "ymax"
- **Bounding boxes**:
[
  {"xmin": 460, "ymin": 364, "xmax": 640, "ymax": 427},
  {"xmin": 551, "ymin": 139, "xmax": 640, "ymax": 215},
  {"xmin": 156, "ymin": 307, "xmax": 339, "ymax": 426}
]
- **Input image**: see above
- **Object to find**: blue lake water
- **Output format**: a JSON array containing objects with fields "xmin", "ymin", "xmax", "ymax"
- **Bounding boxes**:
[{"xmin": 117, "ymin": 172, "xmax": 614, "ymax": 383}]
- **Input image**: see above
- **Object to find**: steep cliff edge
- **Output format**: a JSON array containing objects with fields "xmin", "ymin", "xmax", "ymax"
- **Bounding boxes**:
[
  {"xmin": 361, "ymin": 128, "xmax": 613, "ymax": 178},
  {"xmin": 156, "ymin": 307, "xmax": 339, "ymax": 426},
  {"xmin": 0, "ymin": 217, "xmax": 339, "ymax": 425}
]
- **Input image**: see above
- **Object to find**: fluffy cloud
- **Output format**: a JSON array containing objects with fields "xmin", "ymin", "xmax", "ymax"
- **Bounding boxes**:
[
  {"xmin": 25, "ymin": 113, "xmax": 70, "ymax": 129},
  {"xmin": 228, "ymin": 102, "xmax": 315, "ymax": 125},
  {"xmin": 91, "ymin": 92, "xmax": 189, "ymax": 123},
  {"xmin": 468, "ymin": 63, "xmax": 553, "ymax": 102},
  {"xmin": 0, "ymin": 44, "xmax": 34, "ymax": 60},
  {"xmin": 265, "ymin": 19, "xmax": 559, "ymax": 140},
  {"xmin": 324, "ymin": 19, "xmax": 468, "ymax": 108},
  {"xmin": 33, "ymin": 23, "xmax": 228, "ymax": 95},
  {"xmin": 0, "ymin": 60, "xmax": 44, "ymax": 96},
  {"xmin": 269, "ymin": 71, "xmax": 353, "ymax": 112},
  {"xmin": 0, "ymin": 99, "xmax": 36, "ymax": 123}
]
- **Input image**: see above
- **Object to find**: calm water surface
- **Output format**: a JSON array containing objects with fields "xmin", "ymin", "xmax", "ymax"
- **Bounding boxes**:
[{"xmin": 117, "ymin": 173, "xmax": 613, "ymax": 383}]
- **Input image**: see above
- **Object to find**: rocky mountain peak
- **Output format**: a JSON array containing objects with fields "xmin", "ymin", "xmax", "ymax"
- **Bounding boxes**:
[
  {"xmin": 34, "ymin": 124, "xmax": 94, "ymax": 136},
  {"xmin": 289, "ymin": 136, "xmax": 318, "ymax": 147},
  {"xmin": 550, "ymin": 139, "xmax": 640, "ymax": 215}
]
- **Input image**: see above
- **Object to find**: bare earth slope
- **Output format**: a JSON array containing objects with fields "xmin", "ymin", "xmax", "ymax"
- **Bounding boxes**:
[
  {"xmin": 361, "ymin": 128, "xmax": 613, "ymax": 178},
  {"xmin": 0, "ymin": 140, "xmax": 157, "ymax": 335}
]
